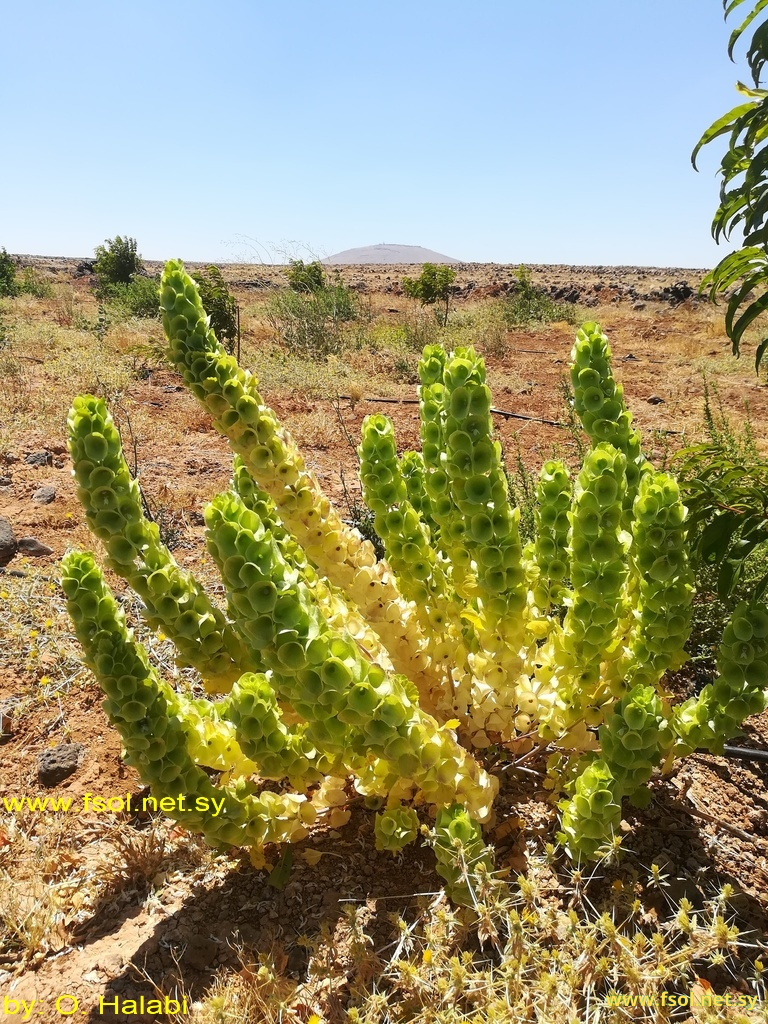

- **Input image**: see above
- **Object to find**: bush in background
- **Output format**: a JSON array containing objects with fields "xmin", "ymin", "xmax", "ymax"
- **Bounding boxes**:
[
  {"xmin": 94, "ymin": 236, "xmax": 144, "ymax": 288},
  {"xmin": 0, "ymin": 249, "xmax": 17, "ymax": 297},
  {"xmin": 286, "ymin": 258, "xmax": 326, "ymax": 294},
  {"xmin": 402, "ymin": 263, "xmax": 456, "ymax": 326},
  {"xmin": 192, "ymin": 265, "xmax": 238, "ymax": 354},
  {"xmin": 500, "ymin": 265, "xmax": 578, "ymax": 326},
  {"xmin": 91, "ymin": 237, "xmax": 159, "ymax": 319},
  {"xmin": 268, "ymin": 263, "xmax": 361, "ymax": 358}
]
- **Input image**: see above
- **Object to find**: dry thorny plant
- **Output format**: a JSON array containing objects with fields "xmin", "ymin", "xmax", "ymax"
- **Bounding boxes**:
[{"xmin": 168, "ymin": 848, "xmax": 768, "ymax": 1024}]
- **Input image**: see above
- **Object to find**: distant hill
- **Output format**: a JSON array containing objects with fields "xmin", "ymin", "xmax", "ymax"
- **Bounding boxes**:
[{"xmin": 323, "ymin": 243, "xmax": 460, "ymax": 265}]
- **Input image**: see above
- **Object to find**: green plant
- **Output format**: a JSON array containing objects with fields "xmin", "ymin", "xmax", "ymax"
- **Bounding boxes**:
[
  {"xmin": 402, "ymin": 263, "xmax": 457, "ymax": 326},
  {"xmin": 192, "ymin": 265, "xmax": 238, "ymax": 354},
  {"xmin": 693, "ymin": 0, "xmax": 768, "ymax": 369},
  {"xmin": 500, "ymin": 266, "xmax": 578, "ymax": 327},
  {"xmin": 94, "ymin": 236, "xmax": 144, "ymax": 288},
  {"xmin": 0, "ymin": 249, "xmax": 17, "ymax": 297},
  {"xmin": 285, "ymin": 258, "xmax": 326, "ymax": 293},
  {"xmin": 15, "ymin": 268, "xmax": 54, "ymax": 299},
  {"xmin": 100, "ymin": 275, "xmax": 161, "ymax": 319},
  {"xmin": 266, "ymin": 277, "xmax": 359, "ymax": 359},
  {"xmin": 676, "ymin": 381, "xmax": 768, "ymax": 641},
  {"xmin": 61, "ymin": 263, "xmax": 768, "ymax": 893}
]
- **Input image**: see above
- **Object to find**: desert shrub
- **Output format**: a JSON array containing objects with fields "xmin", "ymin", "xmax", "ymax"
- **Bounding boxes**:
[
  {"xmin": 400, "ymin": 310, "xmax": 442, "ymax": 351},
  {"xmin": 266, "ymin": 275, "xmax": 359, "ymax": 358},
  {"xmin": 61, "ymin": 263, "xmax": 768, "ymax": 904},
  {"xmin": 0, "ymin": 249, "xmax": 17, "ymax": 297},
  {"xmin": 500, "ymin": 266, "xmax": 578, "ymax": 326},
  {"xmin": 676, "ymin": 383, "xmax": 768, "ymax": 661},
  {"xmin": 16, "ymin": 268, "xmax": 54, "ymax": 299},
  {"xmin": 402, "ymin": 263, "xmax": 457, "ymax": 326},
  {"xmin": 94, "ymin": 236, "xmax": 143, "ymax": 288},
  {"xmin": 285, "ymin": 258, "xmax": 326, "ymax": 293},
  {"xmin": 0, "ymin": 257, "xmax": 55, "ymax": 300},
  {"xmin": 192, "ymin": 265, "xmax": 238, "ymax": 354},
  {"xmin": 100, "ymin": 275, "xmax": 160, "ymax": 319}
]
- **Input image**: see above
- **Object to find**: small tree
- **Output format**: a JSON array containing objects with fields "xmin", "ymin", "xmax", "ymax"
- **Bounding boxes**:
[
  {"xmin": 693, "ymin": 0, "xmax": 768, "ymax": 370},
  {"xmin": 0, "ymin": 249, "xmax": 17, "ymax": 297},
  {"xmin": 94, "ymin": 236, "xmax": 143, "ymax": 287},
  {"xmin": 286, "ymin": 258, "xmax": 326, "ymax": 293},
  {"xmin": 402, "ymin": 263, "xmax": 457, "ymax": 326},
  {"xmin": 192, "ymin": 266, "xmax": 239, "ymax": 355}
]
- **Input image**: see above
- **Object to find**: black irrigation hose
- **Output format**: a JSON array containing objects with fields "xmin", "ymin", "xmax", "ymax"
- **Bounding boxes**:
[
  {"xmin": 338, "ymin": 395, "xmax": 569, "ymax": 428},
  {"xmin": 337, "ymin": 395, "xmax": 684, "ymax": 434},
  {"xmin": 713, "ymin": 744, "xmax": 768, "ymax": 764}
]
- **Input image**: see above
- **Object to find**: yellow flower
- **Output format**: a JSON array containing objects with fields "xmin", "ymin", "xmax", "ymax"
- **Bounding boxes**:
[
  {"xmin": 39, "ymin": 676, "xmax": 50, "ymax": 687},
  {"xmin": 29, "ymin": 629, "xmax": 39, "ymax": 639}
]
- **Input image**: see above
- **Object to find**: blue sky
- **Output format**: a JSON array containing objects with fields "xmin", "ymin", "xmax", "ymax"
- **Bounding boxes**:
[{"xmin": 0, "ymin": 0, "xmax": 753, "ymax": 266}]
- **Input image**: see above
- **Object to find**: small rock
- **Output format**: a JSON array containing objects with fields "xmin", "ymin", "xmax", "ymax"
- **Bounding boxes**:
[
  {"xmin": 622, "ymin": 353, "xmax": 639, "ymax": 361},
  {"xmin": 647, "ymin": 395, "xmax": 665, "ymax": 405},
  {"xmin": 0, "ymin": 517, "xmax": 17, "ymax": 567},
  {"xmin": 38, "ymin": 743, "xmax": 85, "ymax": 786},
  {"xmin": 53, "ymin": 459, "xmax": 65, "ymax": 469},
  {"xmin": 182, "ymin": 935, "xmax": 218, "ymax": 971},
  {"xmin": 3, "ymin": 453, "xmax": 19, "ymax": 465},
  {"xmin": 32, "ymin": 484, "xmax": 56, "ymax": 504},
  {"xmin": 0, "ymin": 475, "xmax": 10, "ymax": 486},
  {"xmin": 16, "ymin": 537, "xmax": 54, "ymax": 557},
  {"xmin": 25, "ymin": 450, "xmax": 51, "ymax": 467},
  {"xmin": 632, "ymin": 301, "xmax": 646, "ymax": 310}
]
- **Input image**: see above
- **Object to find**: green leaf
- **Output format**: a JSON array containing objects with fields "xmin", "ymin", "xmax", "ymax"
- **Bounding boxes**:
[
  {"xmin": 692, "ymin": 102, "xmax": 758, "ymax": 168},
  {"xmin": 754, "ymin": 335, "xmax": 768, "ymax": 369},
  {"xmin": 725, "ymin": 0, "xmax": 753, "ymax": 19},
  {"xmin": 700, "ymin": 512, "xmax": 741, "ymax": 564},
  {"xmin": 735, "ymin": 79, "xmax": 768, "ymax": 98},
  {"xmin": 717, "ymin": 558, "xmax": 741, "ymax": 599},
  {"xmin": 267, "ymin": 846, "xmax": 293, "ymax": 889},
  {"xmin": 729, "ymin": 286, "xmax": 768, "ymax": 354},
  {"xmin": 746, "ymin": 19, "xmax": 768, "ymax": 82},
  {"xmin": 754, "ymin": 566, "xmax": 768, "ymax": 599}
]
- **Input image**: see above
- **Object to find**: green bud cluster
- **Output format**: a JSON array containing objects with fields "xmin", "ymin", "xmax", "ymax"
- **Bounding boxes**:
[
  {"xmin": 570, "ymin": 322, "xmax": 649, "ymax": 518},
  {"xmin": 620, "ymin": 473, "xmax": 693, "ymax": 687},
  {"xmin": 374, "ymin": 805, "xmax": 421, "ymax": 852},
  {"xmin": 160, "ymin": 259, "xmax": 435, "ymax": 699},
  {"xmin": 360, "ymin": 414, "xmax": 448, "ymax": 609},
  {"xmin": 557, "ymin": 760, "xmax": 622, "ymax": 862},
  {"xmin": 61, "ymin": 551, "xmax": 314, "ymax": 851},
  {"xmin": 68, "ymin": 396, "xmax": 253, "ymax": 692},
  {"xmin": 399, "ymin": 450, "xmax": 438, "ymax": 540},
  {"xmin": 359, "ymin": 413, "xmax": 471, "ymax": 715},
  {"xmin": 530, "ymin": 460, "xmax": 572, "ymax": 609},
  {"xmin": 599, "ymin": 685, "xmax": 673, "ymax": 798},
  {"xmin": 674, "ymin": 601, "xmax": 768, "ymax": 753},
  {"xmin": 431, "ymin": 804, "xmax": 495, "ymax": 905},
  {"xmin": 235, "ymin": 457, "xmax": 396, "ymax": 676},
  {"xmin": 540, "ymin": 444, "xmax": 629, "ymax": 741},
  {"xmin": 223, "ymin": 673, "xmax": 322, "ymax": 787},
  {"xmin": 418, "ymin": 345, "xmax": 526, "ymax": 633},
  {"xmin": 204, "ymin": 489, "xmax": 495, "ymax": 819}
]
